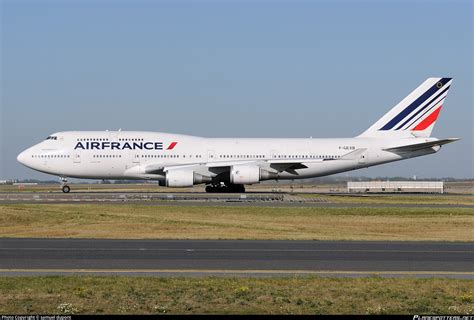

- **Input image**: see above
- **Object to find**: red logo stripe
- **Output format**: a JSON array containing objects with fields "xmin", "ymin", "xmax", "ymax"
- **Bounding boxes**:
[
  {"xmin": 412, "ymin": 106, "xmax": 442, "ymax": 131},
  {"xmin": 167, "ymin": 142, "xmax": 178, "ymax": 150}
]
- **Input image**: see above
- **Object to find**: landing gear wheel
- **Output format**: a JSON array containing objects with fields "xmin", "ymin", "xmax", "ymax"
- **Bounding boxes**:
[
  {"xmin": 205, "ymin": 184, "xmax": 245, "ymax": 193},
  {"xmin": 62, "ymin": 185, "xmax": 70, "ymax": 193},
  {"xmin": 230, "ymin": 184, "xmax": 245, "ymax": 193}
]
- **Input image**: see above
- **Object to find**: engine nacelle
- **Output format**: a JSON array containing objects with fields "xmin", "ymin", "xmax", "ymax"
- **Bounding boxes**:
[
  {"xmin": 230, "ymin": 165, "xmax": 261, "ymax": 185},
  {"xmin": 166, "ymin": 170, "xmax": 211, "ymax": 187},
  {"xmin": 166, "ymin": 170, "xmax": 193, "ymax": 187}
]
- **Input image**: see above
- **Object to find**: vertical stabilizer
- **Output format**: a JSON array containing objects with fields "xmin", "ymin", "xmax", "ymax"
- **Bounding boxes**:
[{"xmin": 358, "ymin": 77, "xmax": 452, "ymax": 138}]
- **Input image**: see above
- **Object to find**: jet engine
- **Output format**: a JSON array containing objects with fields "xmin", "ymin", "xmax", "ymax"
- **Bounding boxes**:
[
  {"xmin": 166, "ymin": 170, "xmax": 211, "ymax": 187},
  {"xmin": 230, "ymin": 165, "xmax": 277, "ymax": 184}
]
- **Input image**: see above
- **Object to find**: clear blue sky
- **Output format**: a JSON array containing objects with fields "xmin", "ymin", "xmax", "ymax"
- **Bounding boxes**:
[{"xmin": 1, "ymin": 0, "xmax": 472, "ymax": 180}]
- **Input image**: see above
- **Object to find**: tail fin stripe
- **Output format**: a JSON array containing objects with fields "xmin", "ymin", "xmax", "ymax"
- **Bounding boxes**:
[
  {"xmin": 412, "ymin": 106, "xmax": 442, "ymax": 131},
  {"xmin": 406, "ymin": 95, "xmax": 445, "ymax": 130},
  {"xmin": 379, "ymin": 77, "xmax": 451, "ymax": 130},
  {"xmin": 402, "ymin": 93, "xmax": 447, "ymax": 130},
  {"xmin": 394, "ymin": 85, "xmax": 450, "ymax": 130},
  {"xmin": 358, "ymin": 77, "xmax": 453, "ymax": 138}
]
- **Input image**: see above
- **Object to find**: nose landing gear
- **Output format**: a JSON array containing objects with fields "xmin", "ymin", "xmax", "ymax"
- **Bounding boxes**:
[{"xmin": 60, "ymin": 177, "xmax": 70, "ymax": 193}]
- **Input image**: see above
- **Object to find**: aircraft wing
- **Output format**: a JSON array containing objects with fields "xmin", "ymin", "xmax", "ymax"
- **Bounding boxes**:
[
  {"xmin": 143, "ymin": 163, "xmax": 165, "ymax": 174},
  {"xmin": 145, "ymin": 149, "xmax": 364, "ymax": 175},
  {"xmin": 143, "ymin": 159, "xmax": 310, "ymax": 176},
  {"xmin": 144, "ymin": 163, "xmax": 203, "ymax": 174},
  {"xmin": 208, "ymin": 159, "xmax": 314, "ymax": 175},
  {"xmin": 383, "ymin": 138, "xmax": 460, "ymax": 153},
  {"xmin": 143, "ymin": 160, "xmax": 260, "ymax": 173}
]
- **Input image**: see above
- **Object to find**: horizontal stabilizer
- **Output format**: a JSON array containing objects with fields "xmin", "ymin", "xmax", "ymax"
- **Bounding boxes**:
[{"xmin": 383, "ymin": 138, "xmax": 460, "ymax": 153}]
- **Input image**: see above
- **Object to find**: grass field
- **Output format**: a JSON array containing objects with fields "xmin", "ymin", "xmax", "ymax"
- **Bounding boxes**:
[
  {"xmin": 305, "ymin": 194, "xmax": 474, "ymax": 206},
  {"xmin": 0, "ymin": 204, "xmax": 472, "ymax": 241},
  {"xmin": 1, "ymin": 193, "xmax": 472, "ymax": 315},
  {"xmin": 0, "ymin": 276, "xmax": 472, "ymax": 314}
]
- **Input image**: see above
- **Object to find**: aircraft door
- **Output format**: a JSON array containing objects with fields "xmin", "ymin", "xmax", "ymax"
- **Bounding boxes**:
[
  {"xmin": 207, "ymin": 150, "xmax": 216, "ymax": 162},
  {"xmin": 73, "ymin": 150, "xmax": 81, "ymax": 163},
  {"xmin": 358, "ymin": 149, "xmax": 368, "ymax": 164},
  {"xmin": 270, "ymin": 149, "xmax": 278, "ymax": 159},
  {"xmin": 132, "ymin": 153, "xmax": 140, "ymax": 164}
]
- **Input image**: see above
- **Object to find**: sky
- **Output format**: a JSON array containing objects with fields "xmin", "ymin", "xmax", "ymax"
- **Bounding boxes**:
[{"xmin": 1, "ymin": 0, "xmax": 473, "ymax": 180}]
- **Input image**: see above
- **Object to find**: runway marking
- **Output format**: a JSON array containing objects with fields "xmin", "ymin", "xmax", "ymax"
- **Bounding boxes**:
[
  {"xmin": 0, "ymin": 268, "xmax": 473, "ymax": 276},
  {"xmin": 0, "ymin": 247, "xmax": 472, "ymax": 253}
]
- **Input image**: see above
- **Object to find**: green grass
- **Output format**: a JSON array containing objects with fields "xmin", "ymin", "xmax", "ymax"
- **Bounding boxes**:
[
  {"xmin": 0, "ymin": 204, "xmax": 472, "ymax": 241},
  {"xmin": 0, "ymin": 276, "xmax": 472, "ymax": 314}
]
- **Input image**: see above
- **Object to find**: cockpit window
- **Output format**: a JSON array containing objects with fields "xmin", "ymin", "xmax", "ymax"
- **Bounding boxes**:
[{"xmin": 45, "ymin": 136, "xmax": 58, "ymax": 140}]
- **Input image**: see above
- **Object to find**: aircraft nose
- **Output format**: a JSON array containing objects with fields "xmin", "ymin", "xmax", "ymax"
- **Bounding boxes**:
[{"xmin": 17, "ymin": 150, "xmax": 28, "ymax": 165}]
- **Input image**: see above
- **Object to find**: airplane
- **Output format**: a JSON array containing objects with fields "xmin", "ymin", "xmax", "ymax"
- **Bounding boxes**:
[{"xmin": 17, "ymin": 77, "xmax": 459, "ymax": 193}]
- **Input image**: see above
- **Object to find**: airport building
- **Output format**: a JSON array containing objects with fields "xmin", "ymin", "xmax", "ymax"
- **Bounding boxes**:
[
  {"xmin": 0, "ymin": 179, "xmax": 16, "ymax": 185},
  {"xmin": 347, "ymin": 181, "xmax": 444, "ymax": 194}
]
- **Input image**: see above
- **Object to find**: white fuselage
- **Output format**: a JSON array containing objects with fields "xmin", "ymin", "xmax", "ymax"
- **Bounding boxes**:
[
  {"xmin": 17, "ymin": 131, "xmax": 438, "ymax": 184},
  {"xmin": 16, "ymin": 78, "xmax": 458, "ymax": 190}
]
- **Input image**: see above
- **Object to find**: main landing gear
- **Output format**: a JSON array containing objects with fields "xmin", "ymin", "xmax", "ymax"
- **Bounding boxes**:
[
  {"xmin": 60, "ymin": 177, "xmax": 70, "ymax": 193},
  {"xmin": 205, "ymin": 183, "xmax": 245, "ymax": 193}
]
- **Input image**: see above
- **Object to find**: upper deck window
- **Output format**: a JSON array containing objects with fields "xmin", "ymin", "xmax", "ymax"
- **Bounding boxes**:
[{"xmin": 45, "ymin": 136, "xmax": 58, "ymax": 140}]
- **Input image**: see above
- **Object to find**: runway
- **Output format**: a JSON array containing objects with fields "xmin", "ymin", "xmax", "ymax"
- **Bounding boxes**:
[
  {"xmin": 1, "ymin": 192, "xmax": 472, "ymax": 208},
  {"xmin": 1, "ymin": 238, "xmax": 472, "ymax": 278}
]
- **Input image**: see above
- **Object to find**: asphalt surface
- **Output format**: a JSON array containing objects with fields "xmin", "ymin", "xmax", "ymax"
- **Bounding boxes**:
[
  {"xmin": 1, "ymin": 238, "xmax": 472, "ymax": 278},
  {"xmin": 0, "ymin": 192, "xmax": 473, "ymax": 208}
]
